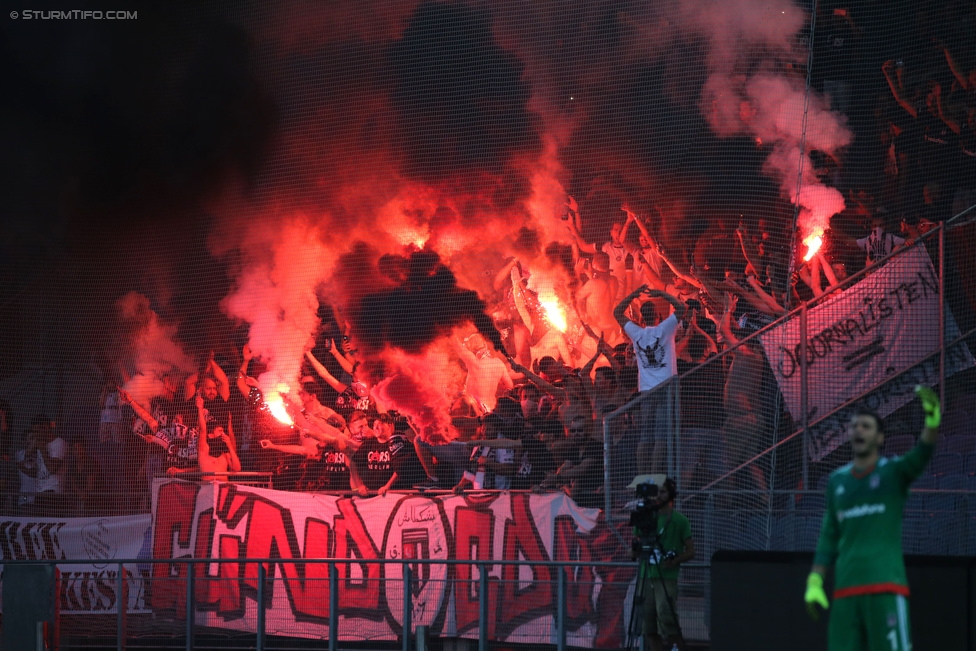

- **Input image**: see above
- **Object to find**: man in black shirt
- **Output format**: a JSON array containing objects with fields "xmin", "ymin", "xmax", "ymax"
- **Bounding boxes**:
[
  {"xmin": 119, "ymin": 381, "xmax": 193, "ymax": 495},
  {"xmin": 349, "ymin": 411, "xmax": 390, "ymax": 494},
  {"xmin": 305, "ymin": 444, "xmax": 353, "ymax": 491},
  {"xmin": 372, "ymin": 413, "xmax": 426, "ymax": 495},
  {"xmin": 511, "ymin": 422, "xmax": 556, "ymax": 491},
  {"xmin": 538, "ymin": 419, "xmax": 604, "ymax": 509}
]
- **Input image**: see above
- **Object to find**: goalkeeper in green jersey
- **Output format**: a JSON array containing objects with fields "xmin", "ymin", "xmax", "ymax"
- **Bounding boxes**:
[{"xmin": 805, "ymin": 386, "xmax": 941, "ymax": 650}]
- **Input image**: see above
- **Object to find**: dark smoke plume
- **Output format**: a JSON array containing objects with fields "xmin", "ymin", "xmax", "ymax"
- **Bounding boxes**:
[{"xmin": 351, "ymin": 250, "xmax": 504, "ymax": 355}]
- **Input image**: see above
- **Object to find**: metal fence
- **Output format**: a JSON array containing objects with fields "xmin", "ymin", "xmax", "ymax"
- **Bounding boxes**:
[{"xmin": 1, "ymin": 557, "xmax": 647, "ymax": 651}]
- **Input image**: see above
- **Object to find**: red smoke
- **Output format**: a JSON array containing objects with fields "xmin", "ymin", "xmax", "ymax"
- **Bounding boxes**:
[
  {"xmin": 220, "ymin": 217, "xmax": 333, "ymax": 405},
  {"xmin": 201, "ymin": 0, "xmax": 853, "ymax": 423},
  {"xmin": 370, "ymin": 342, "xmax": 463, "ymax": 440}
]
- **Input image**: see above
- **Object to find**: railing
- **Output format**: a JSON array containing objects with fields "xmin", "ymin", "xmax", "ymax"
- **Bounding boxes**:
[
  {"xmin": 0, "ymin": 557, "xmax": 639, "ymax": 651},
  {"xmin": 4, "ymin": 485, "xmax": 973, "ymax": 649}
]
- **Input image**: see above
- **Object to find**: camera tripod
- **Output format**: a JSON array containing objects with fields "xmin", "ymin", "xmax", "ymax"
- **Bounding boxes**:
[{"xmin": 626, "ymin": 533, "xmax": 683, "ymax": 651}]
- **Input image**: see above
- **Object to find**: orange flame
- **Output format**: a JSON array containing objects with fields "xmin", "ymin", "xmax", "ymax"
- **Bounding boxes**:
[
  {"xmin": 391, "ymin": 224, "xmax": 429, "ymax": 249},
  {"xmin": 266, "ymin": 383, "xmax": 294, "ymax": 425},
  {"xmin": 802, "ymin": 233, "xmax": 823, "ymax": 262},
  {"xmin": 539, "ymin": 292, "xmax": 568, "ymax": 332}
]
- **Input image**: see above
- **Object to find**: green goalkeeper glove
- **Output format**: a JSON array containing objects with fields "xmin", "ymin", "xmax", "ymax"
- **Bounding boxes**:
[
  {"xmin": 915, "ymin": 385, "xmax": 941, "ymax": 429},
  {"xmin": 804, "ymin": 572, "xmax": 829, "ymax": 620}
]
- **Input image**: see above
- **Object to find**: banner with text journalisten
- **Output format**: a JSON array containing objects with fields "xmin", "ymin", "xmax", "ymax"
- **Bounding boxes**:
[
  {"xmin": 760, "ymin": 246, "xmax": 974, "ymax": 461},
  {"xmin": 151, "ymin": 480, "xmax": 635, "ymax": 647},
  {"xmin": 0, "ymin": 514, "xmax": 151, "ymax": 613}
]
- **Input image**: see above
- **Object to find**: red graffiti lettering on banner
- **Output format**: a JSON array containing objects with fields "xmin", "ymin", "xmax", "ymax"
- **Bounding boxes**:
[
  {"xmin": 194, "ymin": 509, "xmax": 217, "ymax": 609},
  {"xmin": 498, "ymin": 494, "xmax": 552, "ymax": 637},
  {"xmin": 285, "ymin": 519, "xmax": 332, "ymax": 622},
  {"xmin": 212, "ymin": 486, "xmax": 337, "ymax": 622},
  {"xmin": 238, "ymin": 500, "xmax": 302, "ymax": 589},
  {"xmin": 334, "ymin": 498, "xmax": 382, "ymax": 615},
  {"xmin": 588, "ymin": 518, "xmax": 636, "ymax": 648},
  {"xmin": 150, "ymin": 481, "xmax": 201, "ymax": 611},
  {"xmin": 453, "ymin": 507, "xmax": 497, "ymax": 638},
  {"xmin": 215, "ymin": 534, "xmax": 243, "ymax": 616},
  {"xmin": 553, "ymin": 515, "xmax": 596, "ymax": 624},
  {"xmin": 211, "ymin": 485, "xmax": 304, "ymax": 617}
]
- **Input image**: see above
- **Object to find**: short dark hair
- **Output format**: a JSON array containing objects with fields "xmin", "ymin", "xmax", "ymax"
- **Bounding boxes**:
[
  {"xmin": 493, "ymin": 396, "xmax": 521, "ymax": 422},
  {"xmin": 349, "ymin": 410, "xmax": 368, "ymax": 424},
  {"xmin": 639, "ymin": 301, "xmax": 657, "ymax": 324},
  {"xmin": 594, "ymin": 366, "xmax": 616, "ymax": 383},
  {"xmin": 662, "ymin": 476, "xmax": 677, "ymax": 502},
  {"xmin": 519, "ymin": 383, "xmax": 539, "ymax": 398},
  {"xmin": 538, "ymin": 357, "xmax": 560, "ymax": 375},
  {"xmin": 481, "ymin": 413, "xmax": 504, "ymax": 434},
  {"xmin": 374, "ymin": 412, "xmax": 395, "ymax": 426},
  {"xmin": 852, "ymin": 407, "xmax": 884, "ymax": 433}
]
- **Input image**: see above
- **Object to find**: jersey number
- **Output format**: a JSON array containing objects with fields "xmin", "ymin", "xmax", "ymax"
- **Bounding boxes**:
[{"xmin": 887, "ymin": 629, "xmax": 898, "ymax": 650}]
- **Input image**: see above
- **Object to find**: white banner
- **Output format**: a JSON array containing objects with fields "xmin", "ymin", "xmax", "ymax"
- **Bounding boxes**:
[
  {"xmin": 0, "ymin": 514, "xmax": 151, "ymax": 613},
  {"xmin": 760, "ymin": 246, "xmax": 974, "ymax": 460},
  {"xmin": 151, "ymin": 480, "xmax": 635, "ymax": 647}
]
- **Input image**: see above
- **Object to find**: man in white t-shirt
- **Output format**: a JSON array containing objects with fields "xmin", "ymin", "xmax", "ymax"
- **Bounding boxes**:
[
  {"xmin": 614, "ymin": 285, "xmax": 686, "ymax": 473},
  {"xmin": 16, "ymin": 415, "xmax": 67, "ymax": 516}
]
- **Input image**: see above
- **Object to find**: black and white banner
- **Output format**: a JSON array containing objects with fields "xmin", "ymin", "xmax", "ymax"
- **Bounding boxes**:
[
  {"xmin": 0, "ymin": 514, "xmax": 152, "ymax": 613},
  {"xmin": 760, "ymin": 246, "xmax": 974, "ymax": 460}
]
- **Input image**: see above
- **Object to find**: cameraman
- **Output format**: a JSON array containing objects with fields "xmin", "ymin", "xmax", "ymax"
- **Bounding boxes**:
[{"xmin": 629, "ymin": 475, "xmax": 695, "ymax": 651}]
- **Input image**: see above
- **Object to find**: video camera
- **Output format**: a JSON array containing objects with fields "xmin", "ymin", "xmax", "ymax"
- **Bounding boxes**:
[{"xmin": 628, "ymin": 481, "xmax": 661, "ymax": 536}]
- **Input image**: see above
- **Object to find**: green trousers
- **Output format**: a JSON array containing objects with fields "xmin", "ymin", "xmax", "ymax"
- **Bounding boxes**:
[
  {"xmin": 828, "ymin": 593, "xmax": 912, "ymax": 651},
  {"xmin": 642, "ymin": 577, "xmax": 680, "ymax": 639}
]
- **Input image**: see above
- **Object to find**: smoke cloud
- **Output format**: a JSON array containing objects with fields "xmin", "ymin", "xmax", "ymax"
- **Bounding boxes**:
[
  {"xmin": 370, "ymin": 341, "xmax": 463, "ymax": 440},
  {"xmin": 204, "ymin": 0, "xmax": 853, "ymax": 421},
  {"xmin": 686, "ymin": 0, "xmax": 851, "ymax": 245},
  {"xmin": 220, "ymin": 217, "xmax": 333, "ymax": 400},
  {"xmin": 352, "ymin": 250, "xmax": 504, "ymax": 355},
  {"xmin": 116, "ymin": 292, "xmax": 194, "ymax": 405}
]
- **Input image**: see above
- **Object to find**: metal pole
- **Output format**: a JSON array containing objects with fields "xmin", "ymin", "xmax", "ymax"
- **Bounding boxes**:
[
  {"xmin": 602, "ymin": 413, "xmax": 612, "ymax": 525},
  {"xmin": 329, "ymin": 562, "xmax": 339, "ymax": 651},
  {"xmin": 117, "ymin": 562, "xmax": 125, "ymax": 651},
  {"xmin": 557, "ymin": 564, "xmax": 566, "ymax": 651},
  {"xmin": 402, "ymin": 564, "xmax": 412, "ymax": 651},
  {"xmin": 674, "ymin": 378, "xmax": 682, "ymax": 491},
  {"xmin": 185, "ymin": 563, "xmax": 195, "ymax": 651},
  {"xmin": 256, "ymin": 563, "xmax": 266, "ymax": 651},
  {"xmin": 666, "ymin": 382, "xmax": 675, "ymax": 479},
  {"xmin": 478, "ymin": 563, "xmax": 488, "ymax": 651},
  {"xmin": 800, "ymin": 301, "xmax": 809, "ymax": 492},
  {"xmin": 939, "ymin": 225, "xmax": 946, "ymax": 407}
]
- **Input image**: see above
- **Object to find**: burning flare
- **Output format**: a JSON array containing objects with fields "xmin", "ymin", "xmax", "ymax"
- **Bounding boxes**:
[
  {"xmin": 802, "ymin": 232, "xmax": 824, "ymax": 262},
  {"xmin": 265, "ymin": 383, "xmax": 294, "ymax": 425},
  {"xmin": 539, "ymin": 291, "xmax": 568, "ymax": 332}
]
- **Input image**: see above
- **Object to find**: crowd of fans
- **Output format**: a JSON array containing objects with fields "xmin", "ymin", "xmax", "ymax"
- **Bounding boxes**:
[
  {"xmin": 1, "ymin": 3, "xmax": 974, "ymax": 519},
  {"xmin": 0, "ymin": 188, "xmax": 947, "ymax": 519}
]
